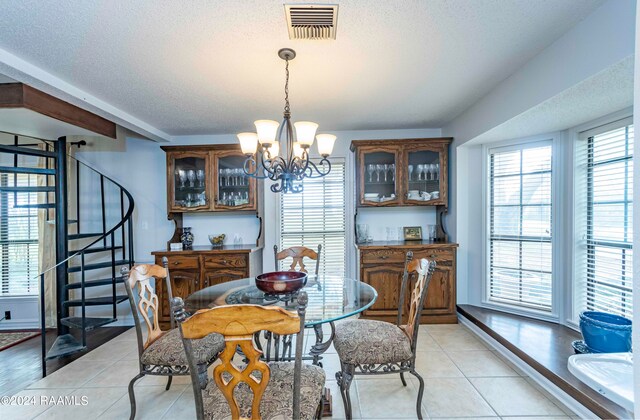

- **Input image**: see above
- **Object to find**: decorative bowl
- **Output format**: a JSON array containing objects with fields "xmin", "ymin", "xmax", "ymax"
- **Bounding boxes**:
[
  {"xmin": 208, "ymin": 234, "xmax": 226, "ymax": 247},
  {"xmin": 579, "ymin": 311, "xmax": 632, "ymax": 353},
  {"xmin": 255, "ymin": 271, "xmax": 307, "ymax": 294}
]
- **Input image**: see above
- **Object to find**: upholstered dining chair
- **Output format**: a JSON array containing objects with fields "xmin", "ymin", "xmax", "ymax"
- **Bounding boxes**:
[
  {"xmin": 333, "ymin": 252, "xmax": 436, "ymax": 420},
  {"xmin": 172, "ymin": 292, "xmax": 326, "ymax": 420},
  {"xmin": 274, "ymin": 244, "xmax": 322, "ymax": 275},
  {"xmin": 123, "ymin": 260, "xmax": 225, "ymax": 420}
]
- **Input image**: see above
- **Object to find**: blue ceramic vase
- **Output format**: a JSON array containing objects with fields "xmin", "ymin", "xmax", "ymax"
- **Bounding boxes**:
[{"xmin": 579, "ymin": 311, "xmax": 632, "ymax": 353}]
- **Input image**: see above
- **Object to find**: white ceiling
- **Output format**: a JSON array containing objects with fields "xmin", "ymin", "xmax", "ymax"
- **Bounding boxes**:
[{"xmin": 0, "ymin": 0, "xmax": 604, "ymax": 137}]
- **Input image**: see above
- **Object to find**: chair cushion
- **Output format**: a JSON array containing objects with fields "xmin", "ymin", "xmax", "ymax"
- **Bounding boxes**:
[
  {"xmin": 140, "ymin": 328, "xmax": 224, "ymax": 366},
  {"xmin": 333, "ymin": 319, "xmax": 413, "ymax": 365},
  {"xmin": 203, "ymin": 362, "xmax": 325, "ymax": 420}
]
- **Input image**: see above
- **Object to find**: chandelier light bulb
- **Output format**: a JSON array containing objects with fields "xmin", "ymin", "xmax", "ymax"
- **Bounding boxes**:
[
  {"xmin": 316, "ymin": 134, "xmax": 337, "ymax": 157},
  {"xmin": 294, "ymin": 121, "xmax": 318, "ymax": 147},
  {"xmin": 237, "ymin": 132, "xmax": 258, "ymax": 156},
  {"xmin": 293, "ymin": 142, "xmax": 305, "ymax": 159},
  {"xmin": 254, "ymin": 120, "xmax": 279, "ymax": 146}
]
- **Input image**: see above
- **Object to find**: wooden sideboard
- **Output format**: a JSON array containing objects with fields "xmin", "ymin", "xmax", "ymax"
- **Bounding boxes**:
[
  {"xmin": 152, "ymin": 245, "xmax": 262, "ymax": 328},
  {"xmin": 358, "ymin": 241, "xmax": 458, "ymax": 324}
]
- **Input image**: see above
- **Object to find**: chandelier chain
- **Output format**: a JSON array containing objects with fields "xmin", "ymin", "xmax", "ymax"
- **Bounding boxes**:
[{"xmin": 284, "ymin": 58, "xmax": 290, "ymax": 116}]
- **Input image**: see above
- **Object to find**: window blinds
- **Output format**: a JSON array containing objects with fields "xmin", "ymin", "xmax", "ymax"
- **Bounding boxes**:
[
  {"xmin": 575, "ymin": 121, "xmax": 633, "ymax": 319},
  {"xmin": 279, "ymin": 161, "xmax": 346, "ymax": 277},
  {"xmin": 0, "ymin": 173, "xmax": 40, "ymax": 296},
  {"xmin": 488, "ymin": 144, "xmax": 553, "ymax": 312}
]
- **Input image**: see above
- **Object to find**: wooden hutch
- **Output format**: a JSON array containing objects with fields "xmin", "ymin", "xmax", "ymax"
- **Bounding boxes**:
[
  {"xmin": 152, "ymin": 144, "xmax": 263, "ymax": 328},
  {"xmin": 351, "ymin": 138, "xmax": 458, "ymax": 324}
]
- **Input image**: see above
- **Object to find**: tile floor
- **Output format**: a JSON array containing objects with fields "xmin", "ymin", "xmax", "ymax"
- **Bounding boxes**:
[{"xmin": 1, "ymin": 323, "xmax": 579, "ymax": 419}]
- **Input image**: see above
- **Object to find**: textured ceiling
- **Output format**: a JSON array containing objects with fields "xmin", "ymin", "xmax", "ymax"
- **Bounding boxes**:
[
  {"xmin": 0, "ymin": 0, "xmax": 604, "ymax": 136},
  {"xmin": 468, "ymin": 56, "xmax": 634, "ymax": 145}
]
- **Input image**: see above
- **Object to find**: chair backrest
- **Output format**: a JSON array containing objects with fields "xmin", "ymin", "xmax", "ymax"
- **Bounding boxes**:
[
  {"xmin": 397, "ymin": 252, "xmax": 436, "ymax": 352},
  {"xmin": 122, "ymin": 258, "xmax": 174, "ymax": 358},
  {"xmin": 273, "ymin": 244, "xmax": 322, "ymax": 275},
  {"xmin": 175, "ymin": 292, "xmax": 308, "ymax": 420}
]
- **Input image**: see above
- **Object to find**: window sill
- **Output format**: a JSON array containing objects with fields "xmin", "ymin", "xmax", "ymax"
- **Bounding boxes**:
[{"xmin": 457, "ymin": 304, "xmax": 633, "ymax": 420}]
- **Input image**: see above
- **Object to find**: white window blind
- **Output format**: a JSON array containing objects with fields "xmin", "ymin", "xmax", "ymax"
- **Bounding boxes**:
[
  {"xmin": 0, "ymin": 173, "xmax": 40, "ymax": 296},
  {"xmin": 574, "ymin": 120, "xmax": 633, "ymax": 319},
  {"xmin": 279, "ymin": 160, "xmax": 346, "ymax": 277},
  {"xmin": 487, "ymin": 143, "xmax": 553, "ymax": 312}
]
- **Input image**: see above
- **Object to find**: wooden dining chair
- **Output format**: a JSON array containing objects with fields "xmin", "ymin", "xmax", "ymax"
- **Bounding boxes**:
[
  {"xmin": 333, "ymin": 252, "xmax": 436, "ymax": 420},
  {"xmin": 173, "ymin": 292, "xmax": 326, "ymax": 420},
  {"xmin": 123, "ymin": 260, "xmax": 225, "ymax": 420},
  {"xmin": 273, "ymin": 244, "xmax": 322, "ymax": 275}
]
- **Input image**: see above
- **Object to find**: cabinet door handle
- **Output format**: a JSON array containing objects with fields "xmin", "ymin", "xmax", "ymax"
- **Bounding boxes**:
[
  {"xmin": 430, "ymin": 254, "xmax": 437, "ymax": 258},
  {"xmin": 380, "ymin": 255, "xmax": 389, "ymax": 259},
  {"xmin": 222, "ymin": 259, "xmax": 228, "ymax": 264},
  {"xmin": 173, "ymin": 261, "xmax": 179, "ymax": 265}
]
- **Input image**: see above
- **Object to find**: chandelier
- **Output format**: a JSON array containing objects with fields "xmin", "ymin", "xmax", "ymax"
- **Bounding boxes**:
[{"xmin": 237, "ymin": 48, "xmax": 336, "ymax": 193}]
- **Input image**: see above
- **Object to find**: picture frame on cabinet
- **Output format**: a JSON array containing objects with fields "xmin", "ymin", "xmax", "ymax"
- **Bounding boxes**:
[{"xmin": 403, "ymin": 226, "xmax": 422, "ymax": 241}]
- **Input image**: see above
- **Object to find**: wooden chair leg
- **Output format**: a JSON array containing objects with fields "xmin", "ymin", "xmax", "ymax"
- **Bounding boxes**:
[
  {"xmin": 409, "ymin": 369, "xmax": 425, "ymax": 420},
  {"xmin": 128, "ymin": 372, "xmax": 145, "ymax": 420}
]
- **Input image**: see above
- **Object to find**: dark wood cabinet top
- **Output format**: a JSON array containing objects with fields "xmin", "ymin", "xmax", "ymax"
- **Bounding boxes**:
[
  {"xmin": 152, "ymin": 244, "xmax": 262, "ymax": 255},
  {"xmin": 350, "ymin": 137, "xmax": 453, "ymax": 151},
  {"xmin": 357, "ymin": 240, "xmax": 458, "ymax": 249}
]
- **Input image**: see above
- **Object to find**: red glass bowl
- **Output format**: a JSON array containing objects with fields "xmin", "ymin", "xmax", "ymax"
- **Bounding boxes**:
[{"xmin": 255, "ymin": 271, "xmax": 308, "ymax": 294}]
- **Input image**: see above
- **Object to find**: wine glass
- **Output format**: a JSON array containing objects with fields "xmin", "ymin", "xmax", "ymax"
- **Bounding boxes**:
[
  {"xmin": 416, "ymin": 164, "xmax": 423, "ymax": 181},
  {"xmin": 428, "ymin": 164, "xmax": 437, "ymax": 181},
  {"xmin": 187, "ymin": 170, "xmax": 196, "ymax": 187},
  {"xmin": 177, "ymin": 170, "xmax": 186, "ymax": 188},
  {"xmin": 408, "ymin": 165, "xmax": 414, "ymax": 181},
  {"xmin": 367, "ymin": 164, "xmax": 375, "ymax": 182},
  {"xmin": 383, "ymin": 164, "xmax": 389, "ymax": 182},
  {"xmin": 196, "ymin": 169, "xmax": 205, "ymax": 187},
  {"xmin": 434, "ymin": 163, "xmax": 440, "ymax": 180},
  {"xmin": 375, "ymin": 164, "xmax": 384, "ymax": 182},
  {"xmin": 389, "ymin": 164, "xmax": 395, "ymax": 182}
]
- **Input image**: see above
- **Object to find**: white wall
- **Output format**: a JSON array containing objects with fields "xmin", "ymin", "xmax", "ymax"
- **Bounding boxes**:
[
  {"xmin": 632, "ymin": 0, "xmax": 639, "ymax": 413},
  {"xmin": 445, "ymin": 0, "xmax": 637, "ymax": 310}
]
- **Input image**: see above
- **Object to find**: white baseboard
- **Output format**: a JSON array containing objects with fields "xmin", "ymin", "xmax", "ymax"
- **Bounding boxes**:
[
  {"xmin": 0, "ymin": 318, "xmax": 40, "ymax": 330},
  {"xmin": 458, "ymin": 316, "xmax": 603, "ymax": 420}
]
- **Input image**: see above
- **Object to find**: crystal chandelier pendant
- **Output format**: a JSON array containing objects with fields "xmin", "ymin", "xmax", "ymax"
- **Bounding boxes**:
[{"xmin": 238, "ymin": 48, "xmax": 336, "ymax": 193}]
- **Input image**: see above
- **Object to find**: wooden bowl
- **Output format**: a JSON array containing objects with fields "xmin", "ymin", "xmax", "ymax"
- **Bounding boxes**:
[{"xmin": 255, "ymin": 271, "xmax": 307, "ymax": 294}]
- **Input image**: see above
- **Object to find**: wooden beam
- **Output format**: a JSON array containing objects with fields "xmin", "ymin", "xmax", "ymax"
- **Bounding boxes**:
[{"xmin": 0, "ymin": 83, "xmax": 117, "ymax": 138}]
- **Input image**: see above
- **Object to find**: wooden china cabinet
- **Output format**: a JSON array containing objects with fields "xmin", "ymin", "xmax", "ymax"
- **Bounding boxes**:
[
  {"xmin": 154, "ymin": 144, "xmax": 264, "ymax": 328},
  {"xmin": 351, "ymin": 138, "xmax": 458, "ymax": 324}
]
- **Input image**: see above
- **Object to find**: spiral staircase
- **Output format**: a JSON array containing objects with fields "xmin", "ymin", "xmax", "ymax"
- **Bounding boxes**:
[{"xmin": 0, "ymin": 135, "xmax": 135, "ymax": 376}]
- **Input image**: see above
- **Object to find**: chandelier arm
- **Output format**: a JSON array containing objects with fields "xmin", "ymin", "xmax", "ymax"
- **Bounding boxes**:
[
  {"xmin": 243, "ymin": 155, "xmax": 269, "ymax": 179},
  {"xmin": 303, "ymin": 157, "xmax": 332, "ymax": 178}
]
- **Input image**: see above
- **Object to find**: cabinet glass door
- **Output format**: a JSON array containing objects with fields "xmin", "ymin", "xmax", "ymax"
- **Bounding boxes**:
[
  {"xmin": 214, "ymin": 152, "xmax": 255, "ymax": 210},
  {"xmin": 405, "ymin": 149, "xmax": 442, "ymax": 204},
  {"xmin": 172, "ymin": 154, "xmax": 209, "ymax": 210},
  {"xmin": 360, "ymin": 148, "xmax": 399, "ymax": 205}
]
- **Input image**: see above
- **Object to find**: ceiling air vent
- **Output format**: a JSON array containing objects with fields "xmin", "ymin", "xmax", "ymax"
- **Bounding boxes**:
[{"xmin": 285, "ymin": 4, "xmax": 338, "ymax": 40}]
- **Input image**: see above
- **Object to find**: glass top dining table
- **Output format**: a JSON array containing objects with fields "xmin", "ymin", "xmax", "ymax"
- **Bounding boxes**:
[{"xmin": 184, "ymin": 275, "xmax": 378, "ymax": 327}]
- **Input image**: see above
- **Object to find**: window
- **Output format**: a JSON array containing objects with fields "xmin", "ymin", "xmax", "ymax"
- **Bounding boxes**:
[
  {"xmin": 487, "ymin": 143, "xmax": 553, "ymax": 312},
  {"xmin": 279, "ymin": 160, "xmax": 346, "ymax": 277},
  {"xmin": 574, "ymin": 118, "xmax": 633, "ymax": 319},
  {"xmin": 0, "ymin": 173, "xmax": 40, "ymax": 296}
]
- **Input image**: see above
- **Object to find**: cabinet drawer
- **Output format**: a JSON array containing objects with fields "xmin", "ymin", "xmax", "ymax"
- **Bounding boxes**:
[
  {"xmin": 361, "ymin": 249, "xmax": 407, "ymax": 264},
  {"xmin": 165, "ymin": 256, "xmax": 199, "ymax": 270},
  {"xmin": 203, "ymin": 254, "xmax": 247, "ymax": 269},
  {"xmin": 412, "ymin": 248, "xmax": 454, "ymax": 264}
]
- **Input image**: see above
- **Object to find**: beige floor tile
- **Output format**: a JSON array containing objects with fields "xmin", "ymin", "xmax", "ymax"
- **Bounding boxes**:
[
  {"xmin": 27, "ymin": 360, "xmax": 113, "ymax": 389},
  {"xmin": 326, "ymin": 379, "xmax": 362, "ymax": 419},
  {"xmin": 501, "ymin": 417, "xmax": 571, "ymax": 420},
  {"xmin": 100, "ymin": 384, "xmax": 188, "ymax": 419},
  {"xmin": 356, "ymin": 377, "xmax": 424, "ymax": 419},
  {"xmin": 424, "ymin": 323, "xmax": 465, "ymax": 334},
  {"xmin": 470, "ymin": 377, "xmax": 566, "ymax": 416},
  {"xmin": 420, "ymin": 377, "xmax": 496, "ymax": 418},
  {"xmin": 83, "ymin": 359, "xmax": 140, "ymax": 387},
  {"xmin": 160, "ymin": 385, "xmax": 196, "ymax": 419},
  {"xmin": 34, "ymin": 387, "xmax": 127, "ymax": 419},
  {"xmin": 490, "ymin": 350, "xmax": 529, "ymax": 376},
  {"xmin": 0, "ymin": 388, "xmax": 72, "ymax": 419},
  {"xmin": 320, "ymin": 352, "xmax": 342, "ymax": 381},
  {"xmin": 447, "ymin": 350, "xmax": 518, "ymax": 377},
  {"xmin": 414, "ymin": 351, "xmax": 464, "ymax": 378},
  {"xmin": 415, "ymin": 330, "xmax": 442, "ymax": 351},
  {"xmin": 139, "ymin": 373, "xmax": 192, "ymax": 387},
  {"xmin": 429, "ymin": 330, "xmax": 488, "ymax": 351},
  {"xmin": 78, "ymin": 340, "xmax": 134, "ymax": 362},
  {"xmin": 522, "ymin": 377, "xmax": 578, "ymax": 417}
]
